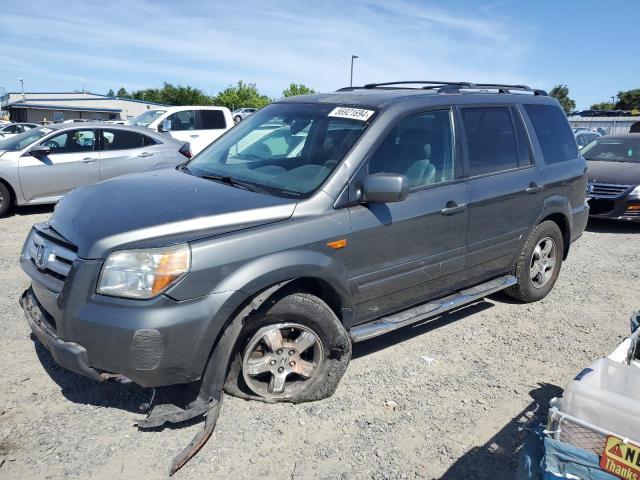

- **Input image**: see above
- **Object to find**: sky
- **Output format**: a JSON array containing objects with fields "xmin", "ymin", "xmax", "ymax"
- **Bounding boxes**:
[{"xmin": 0, "ymin": 0, "xmax": 637, "ymax": 110}]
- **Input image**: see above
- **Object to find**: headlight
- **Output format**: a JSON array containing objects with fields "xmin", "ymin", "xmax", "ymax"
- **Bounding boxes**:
[
  {"xmin": 631, "ymin": 185, "xmax": 640, "ymax": 197},
  {"xmin": 97, "ymin": 244, "xmax": 190, "ymax": 299}
]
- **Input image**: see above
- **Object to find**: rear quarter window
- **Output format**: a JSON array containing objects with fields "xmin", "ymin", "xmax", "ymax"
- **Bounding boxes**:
[
  {"xmin": 198, "ymin": 110, "xmax": 227, "ymax": 130},
  {"xmin": 524, "ymin": 104, "xmax": 578, "ymax": 164}
]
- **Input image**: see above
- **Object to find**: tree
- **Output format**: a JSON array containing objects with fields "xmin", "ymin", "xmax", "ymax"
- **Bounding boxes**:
[
  {"xmin": 116, "ymin": 87, "xmax": 128, "ymax": 97},
  {"xmin": 615, "ymin": 88, "xmax": 640, "ymax": 111},
  {"xmin": 127, "ymin": 83, "xmax": 212, "ymax": 105},
  {"xmin": 212, "ymin": 81, "xmax": 272, "ymax": 110},
  {"xmin": 549, "ymin": 84, "xmax": 576, "ymax": 115},
  {"xmin": 282, "ymin": 83, "xmax": 316, "ymax": 97},
  {"xmin": 590, "ymin": 102, "xmax": 615, "ymax": 110},
  {"xmin": 106, "ymin": 88, "xmax": 115, "ymax": 97}
]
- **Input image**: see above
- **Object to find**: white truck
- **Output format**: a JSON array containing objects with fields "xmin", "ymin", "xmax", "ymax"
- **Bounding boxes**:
[{"xmin": 127, "ymin": 106, "xmax": 233, "ymax": 155}]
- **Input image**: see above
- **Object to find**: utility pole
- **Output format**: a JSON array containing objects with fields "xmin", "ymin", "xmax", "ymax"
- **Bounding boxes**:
[
  {"xmin": 610, "ymin": 96, "xmax": 615, "ymax": 109},
  {"xmin": 350, "ymin": 55, "xmax": 359, "ymax": 87},
  {"xmin": 81, "ymin": 78, "xmax": 85, "ymax": 94},
  {"xmin": 19, "ymin": 77, "xmax": 25, "ymax": 102}
]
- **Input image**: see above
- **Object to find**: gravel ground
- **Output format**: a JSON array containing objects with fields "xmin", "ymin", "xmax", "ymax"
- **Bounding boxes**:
[{"xmin": 0, "ymin": 205, "xmax": 638, "ymax": 480}]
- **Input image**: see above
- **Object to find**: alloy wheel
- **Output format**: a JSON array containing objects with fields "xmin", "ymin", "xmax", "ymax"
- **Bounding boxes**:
[
  {"xmin": 242, "ymin": 323, "xmax": 323, "ymax": 399},
  {"xmin": 530, "ymin": 236, "xmax": 557, "ymax": 288}
]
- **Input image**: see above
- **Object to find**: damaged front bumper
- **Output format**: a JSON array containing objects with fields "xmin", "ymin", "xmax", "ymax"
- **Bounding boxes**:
[{"xmin": 20, "ymin": 288, "xmax": 107, "ymax": 383}]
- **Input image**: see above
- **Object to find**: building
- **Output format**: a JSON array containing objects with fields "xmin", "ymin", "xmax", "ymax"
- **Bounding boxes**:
[
  {"xmin": 0, "ymin": 91, "xmax": 167, "ymax": 123},
  {"xmin": 568, "ymin": 115, "xmax": 640, "ymax": 135}
]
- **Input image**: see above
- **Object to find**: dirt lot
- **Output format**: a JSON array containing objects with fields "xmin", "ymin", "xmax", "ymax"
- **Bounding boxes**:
[{"xmin": 0, "ymin": 205, "xmax": 638, "ymax": 480}]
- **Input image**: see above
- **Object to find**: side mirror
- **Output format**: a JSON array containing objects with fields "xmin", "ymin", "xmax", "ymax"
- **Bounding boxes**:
[
  {"xmin": 28, "ymin": 145, "xmax": 51, "ymax": 157},
  {"xmin": 158, "ymin": 119, "xmax": 172, "ymax": 133},
  {"xmin": 361, "ymin": 173, "xmax": 409, "ymax": 204}
]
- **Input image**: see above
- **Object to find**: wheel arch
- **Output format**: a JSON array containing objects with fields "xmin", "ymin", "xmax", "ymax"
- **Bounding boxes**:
[{"xmin": 537, "ymin": 197, "xmax": 572, "ymax": 259}]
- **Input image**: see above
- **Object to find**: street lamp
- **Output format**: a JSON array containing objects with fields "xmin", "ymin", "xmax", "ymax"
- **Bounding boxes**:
[
  {"xmin": 350, "ymin": 55, "xmax": 359, "ymax": 87},
  {"xmin": 610, "ymin": 96, "xmax": 616, "ymax": 108},
  {"xmin": 19, "ymin": 77, "xmax": 25, "ymax": 102}
]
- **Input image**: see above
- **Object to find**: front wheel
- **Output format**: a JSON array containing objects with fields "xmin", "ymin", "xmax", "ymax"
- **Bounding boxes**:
[
  {"xmin": 225, "ymin": 291, "xmax": 351, "ymax": 403},
  {"xmin": 233, "ymin": 115, "xmax": 242, "ymax": 124},
  {"xmin": 505, "ymin": 221, "xmax": 564, "ymax": 303},
  {"xmin": 0, "ymin": 182, "xmax": 12, "ymax": 217}
]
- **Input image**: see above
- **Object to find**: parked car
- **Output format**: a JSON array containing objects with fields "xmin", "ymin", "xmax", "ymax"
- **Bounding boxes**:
[
  {"xmin": 231, "ymin": 107, "xmax": 257, "ymax": 123},
  {"xmin": 19, "ymin": 81, "xmax": 588, "ymax": 415},
  {"xmin": 584, "ymin": 133, "xmax": 640, "ymax": 222},
  {"xmin": 0, "ymin": 123, "xmax": 190, "ymax": 216},
  {"xmin": 127, "ymin": 106, "xmax": 232, "ymax": 155},
  {"xmin": 573, "ymin": 128, "xmax": 601, "ymax": 149},
  {"xmin": 0, "ymin": 122, "xmax": 38, "ymax": 139}
]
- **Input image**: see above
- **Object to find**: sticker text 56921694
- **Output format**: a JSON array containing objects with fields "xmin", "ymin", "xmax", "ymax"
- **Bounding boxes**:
[
  {"xmin": 328, "ymin": 107, "xmax": 375, "ymax": 122},
  {"xmin": 600, "ymin": 435, "xmax": 640, "ymax": 480}
]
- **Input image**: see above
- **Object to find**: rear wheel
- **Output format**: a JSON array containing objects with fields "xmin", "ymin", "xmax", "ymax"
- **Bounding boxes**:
[
  {"xmin": 234, "ymin": 115, "xmax": 242, "ymax": 123},
  {"xmin": 505, "ymin": 221, "xmax": 564, "ymax": 302},
  {"xmin": 0, "ymin": 182, "xmax": 12, "ymax": 217},
  {"xmin": 225, "ymin": 291, "xmax": 351, "ymax": 403}
]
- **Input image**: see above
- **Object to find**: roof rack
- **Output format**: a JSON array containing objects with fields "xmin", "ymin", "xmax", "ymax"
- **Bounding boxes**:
[{"xmin": 338, "ymin": 81, "xmax": 548, "ymax": 96}]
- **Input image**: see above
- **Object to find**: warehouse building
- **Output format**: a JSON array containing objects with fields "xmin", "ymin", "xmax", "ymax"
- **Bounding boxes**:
[
  {"xmin": 0, "ymin": 91, "xmax": 167, "ymax": 123},
  {"xmin": 568, "ymin": 115, "xmax": 640, "ymax": 135}
]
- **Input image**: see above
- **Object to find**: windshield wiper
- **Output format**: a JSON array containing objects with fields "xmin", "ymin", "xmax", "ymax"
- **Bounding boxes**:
[{"xmin": 198, "ymin": 174, "xmax": 265, "ymax": 193}]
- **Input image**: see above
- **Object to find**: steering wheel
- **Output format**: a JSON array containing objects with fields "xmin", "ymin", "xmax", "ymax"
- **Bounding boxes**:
[{"xmin": 43, "ymin": 141, "xmax": 58, "ymax": 148}]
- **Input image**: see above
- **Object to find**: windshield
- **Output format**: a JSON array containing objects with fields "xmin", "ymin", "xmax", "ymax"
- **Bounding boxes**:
[
  {"xmin": 0, "ymin": 127, "xmax": 54, "ymax": 151},
  {"xmin": 582, "ymin": 137, "xmax": 640, "ymax": 163},
  {"xmin": 186, "ymin": 103, "xmax": 374, "ymax": 198},
  {"xmin": 127, "ymin": 109, "xmax": 166, "ymax": 127}
]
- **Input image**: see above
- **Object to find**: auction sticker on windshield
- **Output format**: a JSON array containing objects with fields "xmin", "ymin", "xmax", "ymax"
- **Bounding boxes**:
[
  {"xmin": 600, "ymin": 435, "xmax": 640, "ymax": 480},
  {"xmin": 328, "ymin": 107, "xmax": 374, "ymax": 122}
]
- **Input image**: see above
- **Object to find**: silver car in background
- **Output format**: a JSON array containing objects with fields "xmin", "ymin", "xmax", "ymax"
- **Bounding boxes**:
[
  {"xmin": 0, "ymin": 123, "xmax": 190, "ymax": 216},
  {"xmin": 0, "ymin": 122, "xmax": 39, "ymax": 139},
  {"xmin": 231, "ymin": 107, "xmax": 257, "ymax": 123}
]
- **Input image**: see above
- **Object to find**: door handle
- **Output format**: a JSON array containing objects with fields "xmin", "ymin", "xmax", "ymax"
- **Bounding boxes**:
[
  {"xmin": 82, "ymin": 158, "xmax": 96, "ymax": 164},
  {"xmin": 190, "ymin": 135, "xmax": 199, "ymax": 138},
  {"xmin": 525, "ymin": 182, "xmax": 544, "ymax": 194},
  {"xmin": 138, "ymin": 152, "xmax": 153, "ymax": 158},
  {"xmin": 440, "ymin": 201, "xmax": 467, "ymax": 215}
]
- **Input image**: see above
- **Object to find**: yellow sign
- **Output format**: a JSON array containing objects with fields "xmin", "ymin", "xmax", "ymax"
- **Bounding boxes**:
[{"xmin": 600, "ymin": 435, "xmax": 640, "ymax": 480}]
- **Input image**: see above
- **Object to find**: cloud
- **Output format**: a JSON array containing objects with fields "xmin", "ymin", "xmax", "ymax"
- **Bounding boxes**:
[{"xmin": 0, "ymin": 0, "xmax": 534, "ymax": 95}]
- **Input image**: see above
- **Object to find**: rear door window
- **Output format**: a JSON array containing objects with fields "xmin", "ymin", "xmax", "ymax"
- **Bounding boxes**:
[
  {"xmin": 197, "ymin": 110, "xmax": 227, "ymax": 130},
  {"xmin": 102, "ymin": 129, "xmax": 145, "ymax": 150},
  {"xmin": 524, "ymin": 104, "xmax": 578, "ymax": 163},
  {"xmin": 461, "ymin": 107, "xmax": 519, "ymax": 176}
]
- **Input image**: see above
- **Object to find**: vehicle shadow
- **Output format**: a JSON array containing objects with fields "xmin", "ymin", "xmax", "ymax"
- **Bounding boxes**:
[
  {"xmin": 352, "ymin": 301, "xmax": 495, "ymax": 359},
  {"xmin": 11, "ymin": 204, "xmax": 55, "ymax": 217},
  {"xmin": 440, "ymin": 382, "xmax": 563, "ymax": 480},
  {"xmin": 586, "ymin": 218, "xmax": 640, "ymax": 234},
  {"xmin": 33, "ymin": 338, "xmax": 151, "ymax": 414}
]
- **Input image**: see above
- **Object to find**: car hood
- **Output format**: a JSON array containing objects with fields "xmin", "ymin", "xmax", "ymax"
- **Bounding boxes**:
[
  {"xmin": 587, "ymin": 160, "xmax": 640, "ymax": 186},
  {"xmin": 50, "ymin": 168, "xmax": 298, "ymax": 258}
]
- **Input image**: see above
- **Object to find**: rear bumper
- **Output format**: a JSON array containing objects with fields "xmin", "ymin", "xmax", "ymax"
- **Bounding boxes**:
[{"xmin": 570, "ymin": 201, "xmax": 590, "ymax": 243}]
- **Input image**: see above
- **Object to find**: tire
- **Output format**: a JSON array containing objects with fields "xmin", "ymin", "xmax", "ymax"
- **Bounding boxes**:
[
  {"xmin": 0, "ymin": 182, "xmax": 12, "ymax": 217},
  {"xmin": 505, "ymin": 220, "xmax": 564, "ymax": 303},
  {"xmin": 233, "ymin": 115, "xmax": 242, "ymax": 123},
  {"xmin": 224, "ymin": 291, "xmax": 352, "ymax": 403}
]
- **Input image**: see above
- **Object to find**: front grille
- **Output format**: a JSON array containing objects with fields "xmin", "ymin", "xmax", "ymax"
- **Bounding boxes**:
[
  {"xmin": 27, "ymin": 229, "xmax": 78, "ymax": 282},
  {"xmin": 587, "ymin": 182, "xmax": 632, "ymax": 199}
]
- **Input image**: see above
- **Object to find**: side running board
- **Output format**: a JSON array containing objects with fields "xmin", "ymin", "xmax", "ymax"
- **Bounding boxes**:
[{"xmin": 349, "ymin": 275, "xmax": 517, "ymax": 342}]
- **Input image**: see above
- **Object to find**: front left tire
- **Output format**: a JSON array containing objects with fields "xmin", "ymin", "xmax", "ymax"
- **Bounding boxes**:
[{"xmin": 225, "ymin": 291, "xmax": 352, "ymax": 403}]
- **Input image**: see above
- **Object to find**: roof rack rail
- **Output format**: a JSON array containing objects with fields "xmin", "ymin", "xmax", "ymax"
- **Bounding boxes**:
[{"xmin": 338, "ymin": 81, "xmax": 548, "ymax": 96}]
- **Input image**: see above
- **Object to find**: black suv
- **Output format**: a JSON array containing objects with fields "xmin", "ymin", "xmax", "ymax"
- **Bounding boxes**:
[{"xmin": 20, "ymin": 81, "xmax": 588, "ymax": 411}]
